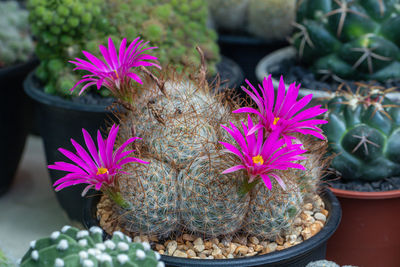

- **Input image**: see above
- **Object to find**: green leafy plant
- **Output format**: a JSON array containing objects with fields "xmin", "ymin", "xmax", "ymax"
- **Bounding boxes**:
[
  {"xmin": 323, "ymin": 83, "xmax": 400, "ymax": 181},
  {"xmin": 0, "ymin": 1, "xmax": 34, "ymax": 67},
  {"xmin": 293, "ymin": 0, "xmax": 400, "ymax": 82},
  {"xmin": 19, "ymin": 226, "xmax": 164, "ymax": 267}
]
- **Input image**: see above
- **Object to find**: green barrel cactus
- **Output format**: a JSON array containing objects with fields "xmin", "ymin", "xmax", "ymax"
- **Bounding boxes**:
[
  {"xmin": 323, "ymin": 85, "xmax": 400, "ymax": 181},
  {"xmin": 293, "ymin": 0, "xmax": 400, "ymax": 82},
  {"xmin": 0, "ymin": 1, "xmax": 34, "ymax": 67},
  {"xmin": 20, "ymin": 226, "xmax": 164, "ymax": 267}
]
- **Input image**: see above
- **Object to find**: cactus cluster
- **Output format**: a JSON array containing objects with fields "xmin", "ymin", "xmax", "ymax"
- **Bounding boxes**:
[
  {"xmin": 20, "ymin": 226, "xmax": 164, "ymax": 267},
  {"xmin": 293, "ymin": 0, "xmax": 400, "ymax": 82},
  {"xmin": 105, "ymin": 67, "xmax": 325, "ymax": 240},
  {"xmin": 0, "ymin": 1, "xmax": 34, "ymax": 67},
  {"xmin": 207, "ymin": 0, "xmax": 296, "ymax": 42},
  {"xmin": 109, "ymin": 0, "xmax": 220, "ymax": 74},
  {"xmin": 28, "ymin": 0, "xmax": 220, "ymax": 96},
  {"xmin": 323, "ymin": 84, "xmax": 400, "ymax": 181},
  {"xmin": 27, "ymin": 0, "xmax": 112, "ymax": 96}
]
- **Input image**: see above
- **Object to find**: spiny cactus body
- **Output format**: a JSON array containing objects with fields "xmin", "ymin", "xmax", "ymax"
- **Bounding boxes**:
[
  {"xmin": 323, "ymin": 85, "xmax": 400, "ymax": 181},
  {"xmin": 179, "ymin": 155, "xmax": 250, "ymax": 236},
  {"xmin": 244, "ymin": 180, "xmax": 303, "ymax": 239},
  {"xmin": 0, "ymin": 1, "xmax": 34, "ymax": 67},
  {"xmin": 294, "ymin": 0, "xmax": 400, "ymax": 82},
  {"xmin": 20, "ymin": 226, "xmax": 163, "ymax": 267},
  {"xmin": 207, "ymin": 0, "xmax": 296, "ymax": 42},
  {"xmin": 118, "ymin": 161, "xmax": 180, "ymax": 238}
]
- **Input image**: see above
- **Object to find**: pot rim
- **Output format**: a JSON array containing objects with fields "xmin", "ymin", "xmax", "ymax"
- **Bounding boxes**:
[
  {"xmin": 23, "ymin": 71, "xmax": 113, "ymax": 112},
  {"xmin": 330, "ymin": 186, "xmax": 400, "ymax": 200},
  {"xmin": 83, "ymin": 188, "xmax": 342, "ymax": 266},
  {"xmin": 0, "ymin": 57, "xmax": 37, "ymax": 75},
  {"xmin": 255, "ymin": 46, "xmax": 400, "ymax": 102}
]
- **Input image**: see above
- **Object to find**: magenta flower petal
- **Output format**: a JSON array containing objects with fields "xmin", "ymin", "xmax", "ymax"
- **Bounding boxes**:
[
  {"xmin": 49, "ymin": 124, "xmax": 148, "ymax": 195},
  {"xmin": 221, "ymin": 118, "xmax": 307, "ymax": 190},
  {"xmin": 238, "ymin": 75, "xmax": 328, "ymax": 140},
  {"xmin": 70, "ymin": 37, "xmax": 159, "ymax": 95}
]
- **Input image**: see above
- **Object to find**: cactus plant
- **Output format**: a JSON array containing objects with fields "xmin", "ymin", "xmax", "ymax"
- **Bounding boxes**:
[
  {"xmin": 109, "ymin": 0, "xmax": 220, "ymax": 74},
  {"xmin": 28, "ymin": 0, "xmax": 220, "ymax": 96},
  {"xmin": 19, "ymin": 226, "xmax": 164, "ymax": 267},
  {"xmin": 27, "ymin": 0, "xmax": 113, "ymax": 96},
  {"xmin": 0, "ymin": 1, "xmax": 34, "ymax": 67},
  {"xmin": 293, "ymin": 0, "xmax": 400, "ymax": 82},
  {"xmin": 207, "ymin": 0, "xmax": 296, "ymax": 42},
  {"xmin": 322, "ymin": 84, "xmax": 400, "ymax": 181},
  {"xmin": 50, "ymin": 38, "xmax": 329, "ymax": 243}
]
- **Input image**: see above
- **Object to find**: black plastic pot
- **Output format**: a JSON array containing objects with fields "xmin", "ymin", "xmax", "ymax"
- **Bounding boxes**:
[
  {"xmin": 218, "ymin": 34, "xmax": 288, "ymax": 85},
  {"xmin": 214, "ymin": 56, "xmax": 244, "ymax": 93},
  {"xmin": 24, "ymin": 72, "xmax": 115, "ymax": 222},
  {"xmin": 0, "ymin": 59, "xmax": 38, "ymax": 196},
  {"xmin": 83, "ymin": 189, "xmax": 341, "ymax": 267}
]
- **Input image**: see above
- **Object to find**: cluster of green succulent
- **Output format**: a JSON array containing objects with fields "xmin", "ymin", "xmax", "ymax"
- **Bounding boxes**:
[
  {"xmin": 293, "ymin": 0, "xmax": 400, "ymax": 82},
  {"xmin": 109, "ymin": 0, "xmax": 220, "ymax": 74},
  {"xmin": 27, "ymin": 0, "xmax": 220, "ymax": 96},
  {"xmin": 20, "ymin": 226, "xmax": 163, "ymax": 267},
  {"xmin": 207, "ymin": 0, "xmax": 296, "ymax": 42},
  {"xmin": 27, "ymin": 0, "xmax": 114, "ymax": 96},
  {"xmin": 323, "ymin": 84, "xmax": 400, "ymax": 182},
  {"xmin": 0, "ymin": 1, "xmax": 34, "ymax": 67}
]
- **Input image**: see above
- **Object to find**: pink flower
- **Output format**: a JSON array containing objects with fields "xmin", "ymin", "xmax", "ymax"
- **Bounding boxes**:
[
  {"xmin": 69, "ymin": 37, "xmax": 160, "ymax": 95},
  {"xmin": 220, "ymin": 116, "xmax": 307, "ymax": 190},
  {"xmin": 234, "ymin": 75, "xmax": 327, "ymax": 140},
  {"xmin": 49, "ymin": 124, "xmax": 149, "ymax": 196}
]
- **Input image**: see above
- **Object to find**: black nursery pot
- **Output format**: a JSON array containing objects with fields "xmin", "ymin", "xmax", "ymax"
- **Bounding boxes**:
[
  {"xmin": 0, "ymin": 59, "xmax": 38, "ymax": 196},
  {"xmin": 24, "ymin": 72, "xmax": 115, "ymax": 222},
  {"xmin": 83, "ymin": 189, "xmax": 341, "ymax": 267},
  {"xmin": 218, "ymin": 34, "xmax": 288, "ymax": 85}
]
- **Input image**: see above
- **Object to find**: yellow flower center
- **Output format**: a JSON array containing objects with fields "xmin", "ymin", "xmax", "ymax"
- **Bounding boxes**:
[
  {"xmin": 114, "ymin": 70, "xmax": 119, "ymax": 79},
  {"xmin": 273, "ymin": 117, "xmax": 280, "ymax": 125},
  {"xmin": 252, "ymin": 155, "xmax": 264, "ymax": 165},
  {"xmin": 97, "ymin": 167, "xmax": 108, "ymax": 175}
]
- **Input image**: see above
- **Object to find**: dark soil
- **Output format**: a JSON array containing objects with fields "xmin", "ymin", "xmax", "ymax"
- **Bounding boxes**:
[
  {"xmin": 270, "ymin": 58, "xmax": 400, "ymax": 92},
  {"xmin": 329, "ymin": 176, "xmax": 400, "ymax": 192}
]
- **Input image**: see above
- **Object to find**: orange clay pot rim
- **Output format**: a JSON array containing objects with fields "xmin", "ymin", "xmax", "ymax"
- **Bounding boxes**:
[{"xmin": 330, "ymin": 186, "xmax": 400, "ymax": 200}]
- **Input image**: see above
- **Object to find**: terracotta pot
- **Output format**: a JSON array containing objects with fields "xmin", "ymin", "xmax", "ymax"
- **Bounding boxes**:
[{"xmin": 326, "ymin": 187, "xmax": 400, "ymax": 267}]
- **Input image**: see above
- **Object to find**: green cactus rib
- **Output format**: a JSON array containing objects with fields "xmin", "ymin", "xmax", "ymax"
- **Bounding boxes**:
[
  {"xmin": 20, "ymin": 226, "xmax": 163, "ymax": 267},
  {"xmin": 0, "ymin": 1, "xmax": 34, "ymax": 67},
  {"xmin": 294, "ymin": 0, "xmax": 400, "ymax": 82},
  {"xmin": 323, "ymin": 90, "xmax": 400, "ymax": 181}
]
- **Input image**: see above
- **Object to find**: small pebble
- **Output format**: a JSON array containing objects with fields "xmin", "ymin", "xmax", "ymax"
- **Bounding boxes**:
[
  {"xmin": 167, "ymin": 241, "xmax": 177, "ymax": 255},
  {"xmin": 314, "ymin": 212, "xmax": 327, "ymax": 223},
  {"xmin": 183, "ymin": 234, "xmax": 196, "ymax": 242},
  {"xmin": 249, "ymin": 236, "xmax": 259, "ymax": 245},
  {"xmin": 235, "ymin": 246, "xmax": 249, "ymax": 255},
  {"xmin": 172, "ymin": 250, "xmax": 187, "ymax": 258}
]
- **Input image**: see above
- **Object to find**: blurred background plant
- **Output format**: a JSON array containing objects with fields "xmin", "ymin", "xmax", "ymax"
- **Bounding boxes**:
[
  {"xmin": 207, "ymin": 0, "xmax": 297, "ymax": 43},
  {"xmin": 27, "ymin": 0, "xmax": 220, "ymax": 97},
  {"xmin": 0, "ymin": 1, "xmax": 34, "ymax": 68}
]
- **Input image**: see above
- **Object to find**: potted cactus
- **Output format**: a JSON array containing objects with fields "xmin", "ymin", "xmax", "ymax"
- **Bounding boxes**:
[
  {"xmin": 256, "ymin": 0, "xmax": 400, "ymax": 100},
  {"xmin": 46, "ymin": 38, "xmax": 341, "ymax": 266},
  {"xmin": 0, "ymin": 0, "xmax": 36, "ymax": 196},
  {"xmin": 19, "ymin": 226, "xmax": 164, "ymax": 267},
  {"xmin": 24, "ymin": 0, "xmax": 241, "ymax": 222},
  {"xmin": 321, "ymin": 84, "xmax": 400, "ymax": 267},
  {"xmin": 207, "ymin": 0, "xmax": 296, "ymax": 83}
]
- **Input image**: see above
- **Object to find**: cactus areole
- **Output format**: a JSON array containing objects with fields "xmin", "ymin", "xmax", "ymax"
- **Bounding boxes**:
[
  {"xmin": 323, "ymin": 85, "xmax": 400, "ymax": 181},
  {"xmin": 294, "ymin": 0, "xmax": 400, "ymax": 82}
]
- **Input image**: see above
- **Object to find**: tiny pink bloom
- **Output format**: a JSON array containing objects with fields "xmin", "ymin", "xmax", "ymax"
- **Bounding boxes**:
[
  {"xmin": 49, "ymin": 124, "xmax": 149, "ymax": 196},
  {"xmin": 69, "ymin": 37, "xmax": 161, "ymax": 95},
  {"xmin": 234, "ymin": 75, "xmax": 328, "ymax": 140},
  {"xmin": 220, "ymin": 116, "xmax": 307, "ymax": 190}
]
